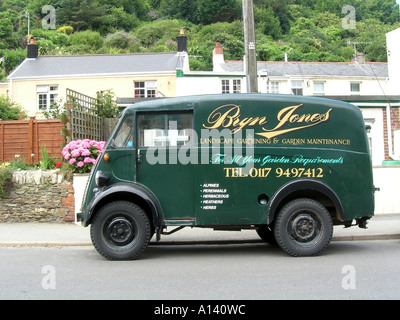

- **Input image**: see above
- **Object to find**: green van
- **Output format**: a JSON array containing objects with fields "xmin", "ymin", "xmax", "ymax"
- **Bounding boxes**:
[{"xmin": 77, "ymin": 94, "xmax": 375, "ymax": 260}]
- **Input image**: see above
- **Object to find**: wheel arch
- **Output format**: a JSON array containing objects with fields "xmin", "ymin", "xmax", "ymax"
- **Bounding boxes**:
[
  {"xmin": 85, "ymin": 183, "xmax": 164, "ymax": 234},
  {"xmin": 267, "ymin": 179, "xmax": 344, "ymax": 225}
]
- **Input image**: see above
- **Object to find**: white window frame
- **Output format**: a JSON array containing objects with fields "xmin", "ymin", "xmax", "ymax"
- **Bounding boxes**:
[
  {"xmin": 291, "ymin": 81, "xmax": 303, "ymax": 95},
  {"xmin": 266, "ymin": 81, "xmax": 279, "ymax": 94},
  {"xmin": 134, "ymin": 81, "xmax": 157, "ymax": 98},
  {"xmin": 364, "ymin": 118, "xmax": 375, "ymax": 163},
  {"xmin": 37, "ymin": 85, "xmax": 58, "ymax": 112},
  {"xmin": 221, "ymin": 79, "xmax": 230, "ymax": 94},
  {"xmin": 350, "ymin": 82, "xmax": 361, "ymax": 96},
  {"xmin": 232, "ymin": 79, "xmax": 241, "ymax": 93},
  {"xmin": 313, "ymin": 81, "xmax": 325, "ymax": 96},
  {"xmin": 221, "ymin": 79, "xmax": 241, "ymax": 94}
]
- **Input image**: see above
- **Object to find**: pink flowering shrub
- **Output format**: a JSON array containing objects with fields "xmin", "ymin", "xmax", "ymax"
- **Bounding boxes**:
[{"xmin": 62, "ymin": 139, "xmax": 105, "ymax": 173}]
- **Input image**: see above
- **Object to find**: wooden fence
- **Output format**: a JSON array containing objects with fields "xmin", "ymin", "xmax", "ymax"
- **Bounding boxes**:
[{"xmin": 0, "ymin": 118, "xmax": 65, "ymax": 164}]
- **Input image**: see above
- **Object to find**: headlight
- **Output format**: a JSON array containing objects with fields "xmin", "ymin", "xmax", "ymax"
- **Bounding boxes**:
[{"xmin": 95, "ymin": 171, "xmax": 110, "ymax": 187}]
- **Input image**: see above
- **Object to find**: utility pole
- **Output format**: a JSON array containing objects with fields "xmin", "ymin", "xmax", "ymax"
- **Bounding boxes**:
[{"xmin": 243, "ymin": 0, "xmax": 258, "ymax": 93}]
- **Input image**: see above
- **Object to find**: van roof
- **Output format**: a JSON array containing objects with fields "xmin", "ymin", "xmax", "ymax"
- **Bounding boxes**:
[{"xmin": 124, "ymin": 94, "xmax": 358, "ymax": 113}]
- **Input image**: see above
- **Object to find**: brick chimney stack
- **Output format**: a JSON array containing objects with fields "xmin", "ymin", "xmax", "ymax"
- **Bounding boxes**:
[
  {"xmin": 177, "ymin": 29, "xmax": 187, "ymax": 52},
  {"xmin": 352, "ymin": 52, "xmax": 365, "ymax": 64},
  {"xmin": 213, "ymin": 41, "xmax": 225, "ymax": 72},
  {"xmin": 27, "ymin": 37, "xmax": 38, "ymax": 59},
  {"xmin": 213, "ymin": 41, "xmax": 223, "ymax": 55}
]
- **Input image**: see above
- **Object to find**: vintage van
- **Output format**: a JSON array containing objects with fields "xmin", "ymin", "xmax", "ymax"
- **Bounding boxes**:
[{"xmin": 77, "ymin": 94, "xmax": 375, "ymax": 260}]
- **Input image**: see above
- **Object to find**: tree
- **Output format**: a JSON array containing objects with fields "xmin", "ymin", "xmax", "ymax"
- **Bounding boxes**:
[
  {"xmin": 254, "ymin": 5, "xmax": 282, "ymax": 39},
  {"xmin": 101, "ymin": 7, "xmax": 139, "ymax": 33},
  {"xmin": 0, "ymin": 10, "xmax": 19, "ymax": 50},
  {"xmin": 0, "ymin": 48, "xmax": 26, "ymax": 77},
  {"xmin": 99, "ymin": 0, "xmax": 149, "ymax": 20},
  {"xmin": 0, "ymin": 94, "xmax": 26, "ymax": 120},
  {"xmin": 158, "ymin": 0, "xmax": 198, "ymax": 22},
  {"xmin": 0, "ymin": 16, "xmax": 13, "ymax": 49},
  {"xmin": 195, "ymin": 0, "xmax": 241, "ymax": 25},
  {"xmin": 56, "ymin": 0, "xmax": 108, "ymax": 31}
]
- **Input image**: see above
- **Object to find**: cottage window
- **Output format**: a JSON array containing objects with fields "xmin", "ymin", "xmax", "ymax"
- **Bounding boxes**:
[
  {"xmin": 291, "ymin": 81, "xmax": 303, "ymax": 95},
  {"xmin": 221, "ymin": 80, "xmax": 230, "ymax": 94},
  {"xmin": 134, "ymin": 81, "xmax": 157, "ymax": 98},
  {"xmin": 37, "ymin": 85, "xmax": 58, "ymax": 111},
  {"xmin": 232, "ymin": 79, "xmax": 241, "ymax": 93},
  {"xmin": 266, "ymin": 81, "xmax": 279, "ymax": 94},
  {"xmin": 350, "ymin": 82, "xmax": 361, "ymax": 95},
  {"xmin": 313, "ymin": 82, "xmax": 325, "ymax": 96},
  {"xmin": 221, "ymin": 79, "xmax": 241, "ymax": 94}
]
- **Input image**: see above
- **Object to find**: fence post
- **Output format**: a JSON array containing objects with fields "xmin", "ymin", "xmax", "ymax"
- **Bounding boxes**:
[
  {"xmin": 0, "ymin": 121, "xmax": 3, "ymax": 163},
  {"xmin": 29, "ymin": 117, "xmax": 34, "ymax": 165},
  {"xmin": 65, "ymin": 102, "xmax": 72, "ymax": 143}
]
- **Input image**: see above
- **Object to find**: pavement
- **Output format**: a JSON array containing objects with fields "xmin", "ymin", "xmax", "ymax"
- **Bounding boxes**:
[{"xmin": 0, "ymin": 214, "xmax": 399, "ymax": 247}]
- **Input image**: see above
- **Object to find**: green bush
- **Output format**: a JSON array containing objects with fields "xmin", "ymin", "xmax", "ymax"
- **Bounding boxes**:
[
  {"xmin": 96, "ymin": 89, "xmax": 119, "ymax": 118},
  {"xmin": 0, "ymin": 94, "xmax": 26, "ymax": 120},
  {"xmin": 68, "ymin": 30, "xmax": 104, "ymax": 51},
  {"xmin": 104, "ymin": 31, "xmax": 138, "ymax": 49},
  {"xmin": 0, "ymin": 48, "xmax": 26, "ymax": 77},
  {"xmin": 0, "ymin": 166, "xmax": 12, "ymax": 199}
]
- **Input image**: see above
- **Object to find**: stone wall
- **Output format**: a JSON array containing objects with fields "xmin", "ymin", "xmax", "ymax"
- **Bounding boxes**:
[{"xmin": 0, "ymin": 170, "xmax": 75, "ymax": 223}]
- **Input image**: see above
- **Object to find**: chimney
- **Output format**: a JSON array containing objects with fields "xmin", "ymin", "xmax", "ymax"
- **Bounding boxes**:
[
  {"xmin": 213, "ymin": 41, "xmax": 225, "ymax": 72},
  {"xmin": 213, "ymin": 41, "xmax": 223, "ymax": 55},
  {"xmin": 27, "ymin": 37, "xmax": 38, "ymax": 59},
  {"xmin": 352, "ymin": 52, "xmax": 365, "ymax": 64},
  {"xmin": 177, "ymin": 29, "xmax": 187, "ymax": 52}
]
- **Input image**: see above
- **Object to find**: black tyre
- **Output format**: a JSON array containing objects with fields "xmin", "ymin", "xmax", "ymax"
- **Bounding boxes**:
[
  {"xmin": 256, "ymin": 225, "xmax": 277, "ymax": 245},
  {"xmin": 90, "ymin": 201, "xmax": 151, "ymax": 260},
  {"xmin": 273, "ymin": 198, "xmax": 333, "ymax": 257}
]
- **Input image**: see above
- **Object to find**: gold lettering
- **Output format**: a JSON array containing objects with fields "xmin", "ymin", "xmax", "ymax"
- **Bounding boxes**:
[
  {"xmin": 203, "ymin": 104, "xmax": 332, "ymax": 139},
  {"xmin": 204, "ymin": 105, "xmax": 241, "ymax": 129},
  {"xmin": 258, "ymin": 106, "xmax": 332, "ymax": 139},
  {"xmin": 203, "ymin": 105, "xmax": 268, "ymax": 133}
]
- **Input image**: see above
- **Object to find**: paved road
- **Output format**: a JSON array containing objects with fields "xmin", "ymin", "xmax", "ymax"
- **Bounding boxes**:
[{"xmin": 1, "ymin": 239, "xmax": 400, "ymax": 300}]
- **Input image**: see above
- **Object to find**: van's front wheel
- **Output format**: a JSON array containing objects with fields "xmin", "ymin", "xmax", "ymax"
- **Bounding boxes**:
[
  {"xmin": 90, "ymin": 201, "xmax": 151, "ymax": 260},
  {"xmin": 274, "ymin": 198, "xmax": 333, "ymax": 257}
]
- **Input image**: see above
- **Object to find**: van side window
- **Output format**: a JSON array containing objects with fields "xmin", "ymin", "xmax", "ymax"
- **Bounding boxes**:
[
  {"xmin": 113, "ymin": 114, "xmax": 134, "ymax": 148},
  {"xmin": 138, "ymin": 112, "xmax": 193, "ymax": 147}
]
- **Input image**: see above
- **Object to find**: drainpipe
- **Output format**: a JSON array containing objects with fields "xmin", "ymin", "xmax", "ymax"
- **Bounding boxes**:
[{"xmin": 386, "ymin": 103, "xmax": 400, "ymax": 160}]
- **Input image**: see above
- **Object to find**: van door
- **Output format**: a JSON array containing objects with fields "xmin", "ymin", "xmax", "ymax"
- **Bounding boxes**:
[
  {"xmin": 107, "ymin": 114, "xmax": 136, "ymax": 183},
  {"xmin": 136, "ymin": 111, "xmax": 195, "ymax": 224}
]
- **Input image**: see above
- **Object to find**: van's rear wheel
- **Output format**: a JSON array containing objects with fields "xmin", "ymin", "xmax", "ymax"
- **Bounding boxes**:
[
  {"xmin": 274, "ymin": 198, "xmax": 333, "ymax": 257},
  {"xmin": 90, "ymin": 201, "xmax": 151, "ymax": 260}
]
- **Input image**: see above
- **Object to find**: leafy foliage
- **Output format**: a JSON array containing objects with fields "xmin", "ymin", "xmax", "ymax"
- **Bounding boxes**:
[
  {"xmin": 0, "ymin": 94, "xmax": 26, "ymax": 120},
  {"xmin": 0, "ymin": 0, "xmax": 399, "ymax": 77},
  {"xmin": 0, "ymin": 165, "xmax": 12, "ymax": 199},
  {"xmin": 96, "ymin": 89, "xmax": 119, "ymax": 118}
]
